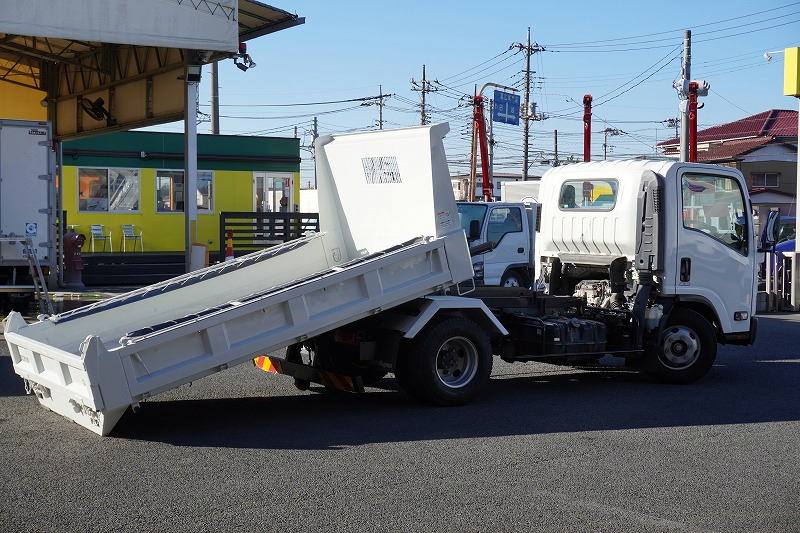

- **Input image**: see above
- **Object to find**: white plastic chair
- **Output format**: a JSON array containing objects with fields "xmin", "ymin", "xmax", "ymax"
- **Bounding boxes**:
[
  {"xmin": 89, "ymin": 224, "xmax": 112, "ymax": 252},
  {"xmin": 120, "ymin": 224, "xmax": 143, "ymax": 252}
]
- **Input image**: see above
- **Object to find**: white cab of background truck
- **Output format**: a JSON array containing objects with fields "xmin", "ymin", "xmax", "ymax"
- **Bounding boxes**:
[{"xmin": 456, "ymin": 200, "xmax": 537, "ymax": 287}]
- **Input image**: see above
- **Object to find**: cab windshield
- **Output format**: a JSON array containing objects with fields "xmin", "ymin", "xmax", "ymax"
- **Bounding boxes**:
[{"xmin": 457, "ymin": 203, "xmax": 488, "ymax": 237}]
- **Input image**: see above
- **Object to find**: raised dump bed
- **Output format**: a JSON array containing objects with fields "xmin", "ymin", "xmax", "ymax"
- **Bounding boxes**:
[{"xmin": 4, "ymin": 124, "xmax": 473, "ymax": 435}]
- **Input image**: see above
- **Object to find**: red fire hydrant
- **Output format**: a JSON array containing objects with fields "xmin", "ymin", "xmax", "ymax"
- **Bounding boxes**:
[{"xmin": 63, "ymin": 229, "xmax": 86, "ymax": 288}]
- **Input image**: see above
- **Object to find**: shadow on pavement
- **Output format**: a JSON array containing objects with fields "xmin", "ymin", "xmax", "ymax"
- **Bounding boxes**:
[
  {"xmin": 114, "ymin": 315, "xmax": 800, "ymax": 449},
  {"xmin": 114, "ymin": 348, "xmax": 800, "ymax": 449},
  {"xmin": 0, "ymin": 355, "xmax": 25, "ymax": 396},
  {"xmin": 3, "ymin": 314, "xmax": 797, "ymax": 446}
]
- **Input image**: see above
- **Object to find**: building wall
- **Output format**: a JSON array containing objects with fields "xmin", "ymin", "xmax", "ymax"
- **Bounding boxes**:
[
  {"xmin": 0, "ymin": 82, "xmax": 46, "ymax": 121},
  {"xmin": 63, "ymin": 165, "xmax": 257, "ymax": 251},
  {"xmin": 61, "ymin": 130, "xmax": 301, "ymax": 252},
  {"xmin": 740, "ymin": 161, "xmax": 797, "ymax": 196}
]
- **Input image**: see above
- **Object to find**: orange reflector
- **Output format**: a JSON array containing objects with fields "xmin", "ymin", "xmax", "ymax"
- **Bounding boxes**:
[{"xmin": 253, "ymin": 356, "xmax": 283, "ymax": 374}]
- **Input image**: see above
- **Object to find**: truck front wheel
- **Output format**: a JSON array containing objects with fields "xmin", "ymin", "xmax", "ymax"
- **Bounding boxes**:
[
  {"xmin": 642, "ymin": 308, "xmax": 717, "ymax": 384},
  {"xmin": 500, "ymin": 270, "xmax": 528, "ymax": 288},
  {"xmin": 396, "ymin": 317, "xmax": 492, "ymax": 405}
]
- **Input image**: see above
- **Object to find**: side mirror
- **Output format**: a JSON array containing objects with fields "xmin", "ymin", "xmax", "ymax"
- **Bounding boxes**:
[
  {"xmin": 761, "ymin": 211, "xmax": 781, "ymax": 249},
  {"xmin": 468, "ymin": 220, "xmax": 481, "ymax": 241}
]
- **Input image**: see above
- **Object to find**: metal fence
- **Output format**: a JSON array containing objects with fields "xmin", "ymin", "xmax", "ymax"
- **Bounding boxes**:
[{"xmin": 219, "ymin": 212, "xmax": 320, "ymax": 258}]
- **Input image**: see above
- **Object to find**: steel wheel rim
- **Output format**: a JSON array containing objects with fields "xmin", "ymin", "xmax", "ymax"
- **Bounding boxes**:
[
  {"xmin": 435, "ymin": 336, "xmax": 478, "ymax": 389},
  {"xmin": 659, "ymin": 325, "xmax": 701, "ymax": 370},
  {"xmin": 503, "ymin": 277, "xmax": 520, "ymax": 287}
]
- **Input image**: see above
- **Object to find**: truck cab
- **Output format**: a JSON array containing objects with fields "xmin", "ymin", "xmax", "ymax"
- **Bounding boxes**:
[
  {"xmin": 457, "ymin": 201, "xmax": 536, "ymax": 287},
  {"xmin": 537, "ymin": 160, "xmax": 757, "ymax": 344}
]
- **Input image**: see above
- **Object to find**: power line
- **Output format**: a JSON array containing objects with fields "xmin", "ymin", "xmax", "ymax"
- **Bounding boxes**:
[
  {"xmin": 547, "ymin": 17, "xmax": 800, "ymax": 53},
  {"xmin": 594, "ymin": 46, "xmax": 680, "ymax": 103},
  {"xmin": 438, "ymin": 47, "xmax": 513, "ymax": 82},
  {"xmin": 218, "ymin": 104, "xmax": 365, "ymax": 120},
  {"xmin": 199, "ymin": 95, "xmax": 391, "ymax": 107},
  {"xmin": 543, "ymin": 1, "xmax": 800, "ymax": 47}
]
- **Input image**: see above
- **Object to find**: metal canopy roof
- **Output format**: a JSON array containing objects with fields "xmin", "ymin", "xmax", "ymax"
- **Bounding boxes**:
[
  {"xmin": 0, "ymin": 1, "xmax": 304, "ymax": 91},
  {"xmin": 239, "ymin": 1, "xmax": 305, "ymax": 42},
  {"xmin": 0, "ymin": 0, "xmax": 303, "ymax": 139}
]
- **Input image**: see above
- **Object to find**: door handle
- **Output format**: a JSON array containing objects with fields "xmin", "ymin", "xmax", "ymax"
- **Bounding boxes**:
[
  {"xmin": 517, "ymin": 247, "xmax": 525, "ymax": 253},
  {"xmin": 680, "ymin": 257, "xmax": 691, "ymax": 282}
]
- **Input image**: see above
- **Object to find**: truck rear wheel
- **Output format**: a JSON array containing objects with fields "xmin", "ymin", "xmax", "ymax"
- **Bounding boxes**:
[
  {"xmin": 642, "ymin": 308, "xmax": 717, "ymax": 384},
  {"xmin": 396, "ymin": 317, "xmax": 492, "ymax": 406}
]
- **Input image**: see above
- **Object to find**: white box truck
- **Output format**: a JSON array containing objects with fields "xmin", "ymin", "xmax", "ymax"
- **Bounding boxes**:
[
  {"xmin": 3, "ymin": 125, "xmax": 759, "ymax": 436},
  {"xmin": 0, "ymin": 119, "xmax": 56, "ymax": 306}
]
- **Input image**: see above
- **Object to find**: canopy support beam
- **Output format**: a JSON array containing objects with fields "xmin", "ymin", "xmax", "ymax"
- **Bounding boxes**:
[{"xmin": 184, "ymin": 64, "xmax": 200, "ymax": 273}]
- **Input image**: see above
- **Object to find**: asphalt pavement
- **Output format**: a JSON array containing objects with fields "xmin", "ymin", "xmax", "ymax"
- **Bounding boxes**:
[{"xmin": 1, "ymin": 314, "xmax": 799, "ymax": 532}]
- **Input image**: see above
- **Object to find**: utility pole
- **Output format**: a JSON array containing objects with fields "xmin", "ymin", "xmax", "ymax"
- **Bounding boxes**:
[
  {"xmin": 665, "ymin": 117, "xmax": 679, "ymax": 140},
  {"xmin": 602, "ymin": 128, "xmax": 622, "ymax": 160},
  {"xmin": 378, "ymin": 85, "xmax": 384, "ymax": 129},
  {"xmin": 553, "ymin": 129, "xmax": 559, "ymax": 166},
  {"xmin": 513, "ymin": 27, "xmax": 545, "ymax": 180},
  {"xmin": 411, "ymin": 65, "xmax": 436, "ymax": 125},
  {"xmin": 312, "ymin": 116, "xmax": 318, "ymax": 189},
  {"xmin": 488, "ymin": 99, "xmax": 495, "ymax": 187},
  {"xmin": 469, "ymin": 84, "xmax": 478, "ymax": 201},
  {"xmin": 583, "ymin": 94, "xmax": 593, "ymax": 162},
  {"xmin": 674, "ymin": 30, "xmax": 691, "ymax": 162},
  {"xmin": 421, "ymin": 65, "xmax": 427, "ymax": 125},
  {"xmin": 293, "ymin": 126, "xmax": 298, "ymax": 138},
  {"xmin": 210, "ymin": 61, "xmax": 220, "ymax": 134}
]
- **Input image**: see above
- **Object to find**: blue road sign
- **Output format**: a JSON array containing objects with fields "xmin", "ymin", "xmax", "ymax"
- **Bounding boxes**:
[{"xmin": 492, "ymin": 90, "xmax": 520, "ymax": 125}]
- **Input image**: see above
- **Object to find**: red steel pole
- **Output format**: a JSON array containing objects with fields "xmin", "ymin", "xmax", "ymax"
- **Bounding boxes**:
[
  {"xmin": 474, "ymin": 95, "xmax": 492, "ymax": 201},
  {"xmin": 688, "ymin": 81, "xmax": 699, "ymax": 163},
  {"xmin": 583, "ymin": 94, "xmax": 592, "ymax": 162}
]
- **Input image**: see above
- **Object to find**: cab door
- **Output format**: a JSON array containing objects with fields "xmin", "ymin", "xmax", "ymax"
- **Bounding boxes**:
[
  {"xmin": 675, "ymin": 168, "xmax": 754, "ymax": 333},
  {"xmin": 482, "ymin": 205, "xmax": 528, "ymax": 285}
]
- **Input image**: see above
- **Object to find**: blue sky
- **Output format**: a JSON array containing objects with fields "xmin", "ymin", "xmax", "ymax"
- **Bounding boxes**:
[{"xmin": 157, "ymin": 1, "xmax": 800, "ymax": 185}]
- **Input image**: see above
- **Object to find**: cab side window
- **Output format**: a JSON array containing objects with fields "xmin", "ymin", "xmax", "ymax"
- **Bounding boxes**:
[
  {"xmin": 486, "ymin": 207, "xmax": 523, "ymax": 246},
  {"xmin": 681, "ymin": 173, "xmax": 748, "ymax": 255}
]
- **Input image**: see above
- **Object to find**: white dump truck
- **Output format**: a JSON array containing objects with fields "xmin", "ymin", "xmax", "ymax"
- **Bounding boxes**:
[{"xmin": 3, "ymin": 125, "xmax": 760, "ymax": 436}]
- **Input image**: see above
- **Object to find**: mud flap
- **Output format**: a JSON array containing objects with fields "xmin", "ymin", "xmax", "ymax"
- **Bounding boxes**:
[{"xmin": 253, "ymin": 355, "xmax": 365, "ymax": 393}]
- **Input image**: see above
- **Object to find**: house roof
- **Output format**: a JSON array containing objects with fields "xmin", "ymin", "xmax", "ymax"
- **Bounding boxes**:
[
  {"xmin": 694, "ymin": 136, "xmax": 774, "ymax": 162},
  {"xmin": 750, "ymin": 188, "xmax": 795, "ymax": 197},
  {"xmin": 657, "ymin": 109, "xmax": 798, "ymax": 146}
]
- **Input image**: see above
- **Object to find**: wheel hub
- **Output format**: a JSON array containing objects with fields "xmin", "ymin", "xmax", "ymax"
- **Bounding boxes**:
[
  {"xmin": 435, "ymin": 337, "xmax": 478, "ymax": 389},
  {"xmin": 660, "ymin": 326, "xmax": 701, "ymax": 370}
]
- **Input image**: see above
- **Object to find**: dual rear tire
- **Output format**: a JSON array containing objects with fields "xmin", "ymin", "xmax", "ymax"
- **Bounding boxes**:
[{"xmin": 394, "ymin": 317, "xmax": 493, "ymax": 406}]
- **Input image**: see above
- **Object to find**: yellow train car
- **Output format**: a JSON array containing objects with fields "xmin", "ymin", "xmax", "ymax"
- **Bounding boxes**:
[{"xmin": 61, "ymin": 130, "xmax": 301, "ymax": 253}]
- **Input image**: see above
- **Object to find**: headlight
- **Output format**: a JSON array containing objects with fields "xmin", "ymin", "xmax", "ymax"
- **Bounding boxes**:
[{"xmin": 473, "ymin": 260, "xmax": 484, "ymax": 279}]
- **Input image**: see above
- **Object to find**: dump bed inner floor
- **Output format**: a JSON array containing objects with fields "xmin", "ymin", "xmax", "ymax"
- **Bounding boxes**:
[
  {"xmin": 53, "ymin": 237, "xmax": 313, "ymax": 324},
  {"xmin": 122, "ymin": 236, "xmax": 424, "ymax": 340}
]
